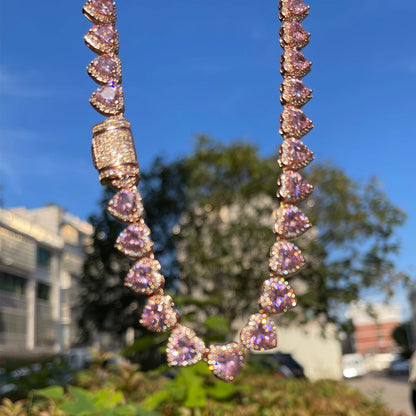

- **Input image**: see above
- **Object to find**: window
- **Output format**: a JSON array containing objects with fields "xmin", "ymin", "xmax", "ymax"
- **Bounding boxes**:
[
  {"xmin": 37, "ymin": 247, "xmax": 51, "ymax": 267},
  {"xmin": 0, "ymin": 272, "xmax": 26, "ymax": 295},
  {"xmin": 37, "ymin": 283, "xmax": 50, "ymax": 301}
]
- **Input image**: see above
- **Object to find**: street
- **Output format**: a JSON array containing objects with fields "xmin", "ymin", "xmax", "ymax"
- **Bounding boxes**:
[{"xmin": 346, "ymin": 373, "xmax": 412, "ymax": 416}]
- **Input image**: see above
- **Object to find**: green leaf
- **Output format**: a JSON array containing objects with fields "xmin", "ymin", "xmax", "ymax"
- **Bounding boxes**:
[
  {"xmin": 144, "ymin": 390, "xmax": 171, "ymax": 410},
  {"xmin": 94, "ymin": 389, "xmax": 124, "ymax": 409},
  {"xmin": 35, "ymin": 386, "xmax": 65, "ymax": 401},
  {"xmin": 207, "ymin": 382, "xmax": 237, "ymax": 401},
  {"xmin": 59, "ymin": 386, "xmax": 97, "ymax": 415},
  {"xmin": 184, "ymin": 383, "xmax": 207, "ymax": 409}
]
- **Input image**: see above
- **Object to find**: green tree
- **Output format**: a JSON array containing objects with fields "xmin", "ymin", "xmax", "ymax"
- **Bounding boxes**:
[
  {"xmin": 79, "ymin": 136, "xmax": 407, "ymax": 347},
  {"xmin": 392, "ymin": 322, "xmax": 412, "ymax": 358}
]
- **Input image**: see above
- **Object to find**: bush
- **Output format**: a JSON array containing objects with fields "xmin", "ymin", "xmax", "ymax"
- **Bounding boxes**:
[{"xmin": 0, "ymin": 359, "xmax": 406, "ymax": 416}]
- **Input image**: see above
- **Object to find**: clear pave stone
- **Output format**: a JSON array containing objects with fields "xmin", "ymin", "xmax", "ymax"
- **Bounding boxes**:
[
  {"xmin": 167, "ymin": 325, "xmax": 206, "ymax": 367},
  {"xmin": 125, "ymin": 258, "xmax": 164, "ymax": 295},
  {"xmin": 140, "ymin": 295, "xmax": 177, "ymax": 333},
  {"xmin": 269, "ymin": 240, "xmax": 305, "ymax": 277},
  {"xmin": 240, "ymin": 314, "xmax": 277, "ymax": 351},
  {"xmin": 278, "ymin": 171, "xmax": 313, "ymax": 203},
  {"xmin": 273, "ymin": 204, "xmax": 311, "ymax": 239},
  {"xmin": 207, "ymin": 342, "xmax": 245, "ymax": 382},
  {"xmin": 259, "ymin": 278, "xmax": 297, "ymax": 314}
]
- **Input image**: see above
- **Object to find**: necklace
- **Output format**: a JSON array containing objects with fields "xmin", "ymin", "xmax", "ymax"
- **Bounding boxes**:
[{"xmin": 83, "ymin": 0, "xmax": 314, "ymax": 382}]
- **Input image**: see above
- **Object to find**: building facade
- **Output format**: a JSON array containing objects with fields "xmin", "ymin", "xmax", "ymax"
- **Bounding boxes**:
[
  {"xmin": 0, "ymin": 205, "xmax": 92, "ymax": 356},
  {"xmin": 347, "ymin": 302, "xmax": 401, "ymax": 355}
]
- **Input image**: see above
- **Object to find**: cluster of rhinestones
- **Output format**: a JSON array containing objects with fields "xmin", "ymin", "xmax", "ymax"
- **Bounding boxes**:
[{"xmin": 84, "ymin": 0, "xmax": 313, "ymax": 382}]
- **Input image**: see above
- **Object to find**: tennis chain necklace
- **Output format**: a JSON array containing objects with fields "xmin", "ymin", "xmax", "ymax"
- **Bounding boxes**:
[{"xmin": 83, "ymin": 0, "xmax": 314, "ymax": 382}]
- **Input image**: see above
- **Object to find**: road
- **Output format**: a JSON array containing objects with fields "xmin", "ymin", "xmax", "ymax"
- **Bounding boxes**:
[{"xmin": 346, "ymin": 373, "xmax": 412, "ymax": 416}]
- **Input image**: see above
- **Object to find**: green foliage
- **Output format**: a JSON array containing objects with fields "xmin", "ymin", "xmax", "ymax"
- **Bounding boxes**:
[
  {"xmin": 78, "ymin": 135, "xmax": 407, "ymax": 355},
  {"xmin": 35, "ymin": 385, "xmax": 160, "ymax": 416},
  {"xmin": 0, "ymin": 360, "xmax": 405, "ymax": 416},
  {"xmin": 392, "ymin": 322, "xmax": 412, "ymax": 359}
]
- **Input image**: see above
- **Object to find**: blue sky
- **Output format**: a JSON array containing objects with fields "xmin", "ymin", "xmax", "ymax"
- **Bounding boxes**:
[{"xmin": 1, "ymin": 1, "xmax": 415, "ymax": 315}]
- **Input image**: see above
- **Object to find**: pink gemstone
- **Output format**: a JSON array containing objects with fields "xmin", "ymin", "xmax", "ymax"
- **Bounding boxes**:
[
  {"xmin": 259, "ymin": 278, "xmax": 297, "ymax": 314},
  {"xmin": 281, "ymin": 107, "xmax": 313, "ymax": 137},
  {"xmin": 115, "ymin": 223, "xmax": 153, "ymax": 258},
  {"xmin": 282, "ymin": 79, "xmax": 311, "ymax": 105},
  {"xmin": 279, "ymin": 138, "xmax": 314, "ymax": 169},
  {"xmin": 90, "ymin": 0, "xmax": 115, "ymax": 15},
  {"xmin": 269, "ymin": 240, "xmax": 305, "ymax": 276},
  {"xmin": 93, "ymin": 55, "xmax": 117, "ymax": 76},
  {"xmin": 240, "ymin": 314, "xmax": 277, "ymax": 351},
  {"xmin": 140, "ymin": 295, "xmax": 177, "ymax": 333},
  {"xmin": 125, "ymin": 258, "xmax": 164, "ymax": 295},
  {"xmin": 95, "ymin": 84, "xmax": 117, "ymax": 104},
  {"xmin": 108, "ymin": 189, "xmax": 143, "ymax": 222},
  {"xmin": 278, "ymin": 171, "xmax": 313, "ymax": 203},
  {"xmin": 92, "ymin": 24, "xmax": 116, "ymax": 44},
  {"xmin": 274, "ymin": 204, "xmax": 311, "ymax": 239},
  {"xmin": 167, "ymin": 325, "xmax": 206, "ymax": 367},
  {"xmin": 288, "ymin": 0, "xmax": 308, "ymax": 14},
  {"xmin": 208, "ymin": 343, "xmax": 245, "ymax": 382},
  {"xmin": 290, "ymin": 51, "xmax": 309, "ymax": 70},
  {"xmin": 283, "ymin": 21, "xmax": 309, "ymax": 46}
]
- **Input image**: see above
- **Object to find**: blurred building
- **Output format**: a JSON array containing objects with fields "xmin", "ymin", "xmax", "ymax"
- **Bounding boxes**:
[
  {"xmin": 347, "ymin": 301, "xmax": 400, "ymax": 355},
  {"xmin": 0, "ymin": 205, "xmax": 92, "ymax": 356}
]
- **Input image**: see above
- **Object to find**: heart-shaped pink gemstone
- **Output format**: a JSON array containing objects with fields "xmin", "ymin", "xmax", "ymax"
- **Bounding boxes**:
[
  {"xmin": 279, "ymin": 138, "xmax": 314, "ymax": 170},
  {"xmin": 278, "ymin": 171, "xmax": 313, "ymax": 203},
  {"xmin": 140, "ymin": 295, "xmax": 177, "ymax": 333},
  {"xmin": 282, "ymin": 50, "xmax": 312, "ymax": 78},
  {"xmin": 88, "ymin": 54, "xmax": 121, "ymax": 84},
  {"xmin": 125, "ymin": 257, "xmax": 164, "ymax": 295},
  {"xmin": 269, "ymin": 240, "xmax": 305, "ymax": 277},
  {"xmin": 281, "ymin": 0, "xmax": 309, "ymax": 20},
  {"xmin": 240, "ymin": 314, "xmax": 277, "ymax": 351},
  {"xmin": 273, "ymin": 204, "xmax": 311, "ymax": 239},
  {"xmin": 115, "ymin": 223, "xmax": 153, "ymax": 258},
  {"xmin": 207, "ymin": 342, "xmax": 245, "ymax": 382},
  {"xmin": 84, "ymin": 24, "xmax": 119, "ymax": 54},
  {"xmin": 90, "ymin": 0, "xmax": 115, "ymax": 15},
  {"xmin": 281, "ymin": 21, "xmax": 310, "ymax": 48},
  {"xmin": 167, "ymin": 325, "xmax": 206, "ymax": 367},
  {"xmin": 259, "ymin": 278, "xmax": 297, "ymax": 314},
  {"xmin": 107, "ymin": 188, "xmax": 143, "ymax": 223},
  {"xmin": 83, "ymin": 0, "xmax": 116, "ymax": 24},
  {"xmin": 281, "ymin": 106, "xmax": 313, "ymax": 138},
  {"xmin": 91, "ymin": 83, "xmax": 124, "ymax": 115},
  {"xmin": 281, "ymin": 79, "xmax": 312, "ymax": 107}
]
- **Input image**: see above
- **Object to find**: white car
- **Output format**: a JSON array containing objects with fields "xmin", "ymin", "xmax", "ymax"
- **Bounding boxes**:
[{"xmin": 342, "ymin": 353, "xmax": 366, "ymax": 378}]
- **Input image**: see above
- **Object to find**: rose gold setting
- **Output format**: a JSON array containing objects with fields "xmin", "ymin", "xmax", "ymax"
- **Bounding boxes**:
[{"xmin": 83, "ymin": 0, "xmax": 316, "ymax": 382}]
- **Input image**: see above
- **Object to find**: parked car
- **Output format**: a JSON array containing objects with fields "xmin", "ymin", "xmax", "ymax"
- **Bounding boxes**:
[
  {"xmin": 250, "ymin": 352, "xmax": 305, "ymax": 378},
  {"xmin": 388, "ymin": 357, "xmax": 409, "ymax": 376},
  {"xmin": 342, "ymin": 353, "xmax": 366, "ymax": 378}
]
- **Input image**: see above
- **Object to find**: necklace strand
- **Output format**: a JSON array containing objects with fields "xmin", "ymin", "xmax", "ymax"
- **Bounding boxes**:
[{"xmin": 83, "ymin": 0, "xmax": 314, "ymax": 382}]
